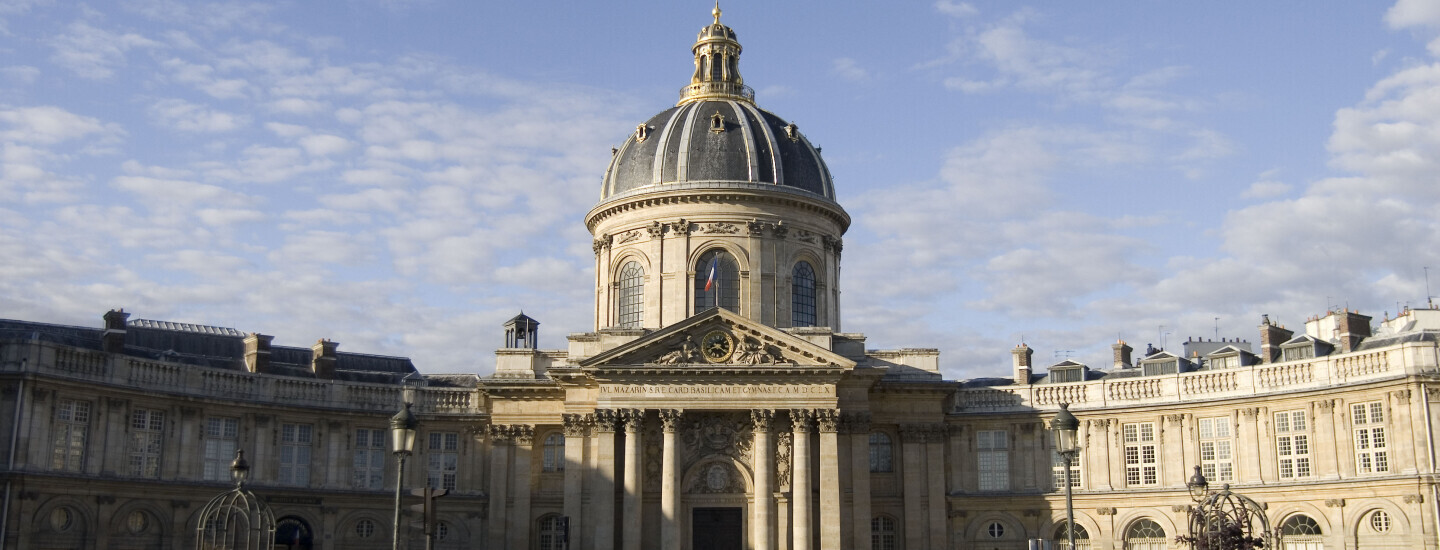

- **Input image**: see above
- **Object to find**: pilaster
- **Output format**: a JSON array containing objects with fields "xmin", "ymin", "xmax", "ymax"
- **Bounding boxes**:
[
  {"xmin": 487, "ymin": 425, "xmax": 513, "ymax": 550},
  {"xmin": 563, "ymin": 413, "xmax": 591, "ymax": 546},
  {"xmin": 847, "ymin": 413, "xmax": 872, "ymax": 550},
  {"xmin": 593, "ymin": 410, "xmax": 619, "ymax": 550},
  {"xmin": 816, "ymin": 410, "xmax": 841, "ymax": 550},
  {"xmin": 510, "ymin": 425, "xmax": 535, "ymax": 550}
]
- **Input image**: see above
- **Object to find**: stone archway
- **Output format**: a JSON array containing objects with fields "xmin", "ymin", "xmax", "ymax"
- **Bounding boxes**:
[{"xmin": 683, "ymin": 458, "xmax": 752, "ymax": 550}]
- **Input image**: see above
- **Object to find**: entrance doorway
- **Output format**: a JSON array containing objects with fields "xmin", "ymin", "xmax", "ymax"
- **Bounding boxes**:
[{"xmin": 691, "ymin": 507, "xmax": 743, "ymax": 550}]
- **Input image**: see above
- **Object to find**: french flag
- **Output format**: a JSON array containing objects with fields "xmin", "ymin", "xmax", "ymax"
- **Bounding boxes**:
[{"xmin": 704, "ymin": 257, "xmax": 718, "ymax": 292}]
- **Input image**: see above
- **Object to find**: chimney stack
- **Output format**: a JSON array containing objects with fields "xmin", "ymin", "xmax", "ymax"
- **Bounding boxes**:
[
  {"xmin": 1257, "ymin": 314, "xmax": 1294, "ymax": 363},
  {"xmin": 311, "ymin": 339, "xmax": 338, "ymax": 379},
  {"xmin": 102, "ymin": 309, "xmax": 130, "ymax": 353},
  {"xmin": 1112, "ymin": 340, "xmax": 1133, "ymax": 369},
  {"xmin": 243, "ymin": 333, "xmax": 273, "ymax": 374},
  {"xmin": 1012, "ymin": 343, "xmax": 1034, "ymax": 385},
  {"xmin": 1336, "ymin": 310, "xmax": 1372, "ymax": 353}
]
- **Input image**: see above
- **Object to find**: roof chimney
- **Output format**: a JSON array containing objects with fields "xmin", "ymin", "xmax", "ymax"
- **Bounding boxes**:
[
  {"xmin": 311, "ymin": 339, "xmax": 338, "ymax": 379},
  {"xmin": 1112, "ymin": 340, "xmax": 1133, "ymax": 369},
  {"xmin": 243, "ymin": 333, "xmax": 273, "ymax": 374},
  {"xmin": 1012, "ymin": 343, "xmax": 1034, "ymax": 385},
  {"xmin": 1336, "ymin": 310, "xmax": 1372, "ymax": 353},
  {"xmin": 102, "ymin": 309, "xmax": 130, "ymax": 353},
  {"xmin": 1257, "ymin": 315, "xmax": 1293, "ymax": 363}
]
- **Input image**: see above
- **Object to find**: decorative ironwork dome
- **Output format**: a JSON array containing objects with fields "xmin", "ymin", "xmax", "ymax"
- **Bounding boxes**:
[{"xmin": 195, "ymin": 450, "xmax": 276, "ymax": 550}]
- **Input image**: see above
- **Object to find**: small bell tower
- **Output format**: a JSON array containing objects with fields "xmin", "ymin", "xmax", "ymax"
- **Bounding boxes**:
[{"xmin": 504, "ymin": 313, "xmax": 539, "ymax": 349}]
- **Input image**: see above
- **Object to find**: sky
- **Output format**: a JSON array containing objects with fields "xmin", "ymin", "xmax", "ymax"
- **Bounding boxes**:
[{"xmin": 3, "ymin": 1, "xmax": 1440, "ymax": 378}]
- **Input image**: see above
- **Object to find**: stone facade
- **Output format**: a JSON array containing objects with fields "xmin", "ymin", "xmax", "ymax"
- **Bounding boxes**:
[{"xmin": 2, "ymin": 7, "xmax": 1438, "ymax": 550}]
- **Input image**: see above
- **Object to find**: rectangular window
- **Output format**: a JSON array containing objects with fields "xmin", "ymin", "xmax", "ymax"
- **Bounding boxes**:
[
  {"xmin": 1282, "ymin": 346, "xmax": 1314, "ymax": 362},
  {"xmin": 428, "ymin": 432, "xmax": 459, "ymax": 491},
  {"xmin": 1052, "ymin": 451, "xmax": 1081, "ymax": 489},
  {"xmin": 977, "ymin": 430, "xmax": 1009, "ymax": 491},
  {"xmin": 1198, "ymin": 417, "xmax": 1234, "ymax": 483},
  {"xmin": 1123, "ymin": 422, "xmax": 1158, "ymax": 486},
  {"xmin": 1352, "ymin": 401, "xmax": 1389, "ymax": 474},
  {"xmin": 203, "ymin": 417, "xmax": 240, "ymax": 482},
  {"xmin": 1050, "ymin": 368, "xmax": 1082, "ymax": 383},
  {"xmin": 51, "ymin": 399, "xmax": 91, "ymax": 472},
  {"xmin": 1275, "ymin": 410, "xmax": 1312, "ymax": 479},
  {"xmin": 129, "ymin": 408, "xmax": 165, "ymax": 478},
  {"xmin": 353, "ymin": 428, "xmax": 387, "ymax": 490},
  {"xmin": 1142, "ymin": 361, "xmax": 1178, "ymax": 376},
  {"xmin": 1211, "ymin": 355, "xmax": 1238, "ymax": 369},
  {"xmin": 279, "ymin": 423, "xmax": 313, "ymax": 486}
]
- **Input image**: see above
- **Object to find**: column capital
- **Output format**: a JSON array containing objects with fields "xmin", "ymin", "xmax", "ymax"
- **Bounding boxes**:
[
  {"xmin": 816, "ymin": 409, "xmax": 839, "ymax": 433},
  {"xmin": 659, "ymin": 409, "xmax": 683, "ymax": 432},
  {"xmin": 620, "ymin": 408, "xmax": 645, "ymax": 433},
  {"xmin": 511, "ymin": 424, "xmax": 535, "ymax": 446},
  {"xmin": 841, "ymin": 412, "xmax": 871, "ymax": 434},
  {"xmin": 899, "ymin": 423, "xmax": 931, "ymax": 443},
  {"xmin": 563, "ymin": 413, "xmax": 593, "ymax": 437},
  {"xmin": 594, "ymin": 409, "xmax": 620, "ymax": 433},
  {"xmin": 488, "ymin": 424, "xmax": 514, "ymax": 444},
  {"xmin": 791, "ymin": 409, "xmax": 815, "ymax": 433},
  {"xmin": 751, "ymin": 409, "xmax": 776, "ymax": 432}
]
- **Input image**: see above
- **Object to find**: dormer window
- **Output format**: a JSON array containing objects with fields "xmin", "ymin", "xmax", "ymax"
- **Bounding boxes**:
[
  {"xmin": 1142, "ymin": 360, "xmax": 1178, "ymax": 377},
  {"xmin": 1210, "ymin": 355, "xmax": 1238, "ymax": 369},
  {"xmin": 1050, "ymin": 367, "xmax": 1084, "ymax": 383},
  {"xmin": 1283, "ymin": 346, "xmax": 1315, "ymax": 362}
]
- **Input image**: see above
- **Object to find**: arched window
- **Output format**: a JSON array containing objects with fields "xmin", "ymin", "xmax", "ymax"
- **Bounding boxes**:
[
  {"xmin": 792, "ymin": 261, "xmax": 817, "ymax": 327},
  {"xmin": 1124, "ymin": 519, "xmax": 1166, "ymax": 550},
  {"xmin": 1053, "ymin": 521, "xmax": 1091, "ymax": 550},
  {"xmin": 1280, "ymin": 514, "xmax": 1323, "ymax": 550},
  {"xmin": 868, "ymin": 432, "xmax": 893, "ymax": 473},
  {"xmin": 538, "ymin": 515, "xmax": 564, "ymax": 550},
  {"xmin": 694, "ymin": 249, "xmax": 739, "ymax": 313},
  {"xmin": 871, "ymin": 516, "xmax": 897, "ymax": 550},
  {"xmin": 542, "ymin": 433, "xmax": 565, "ymax": 472},
  {"xmin": 616, "ymin": 261, "xmax": 644, "ymax": 328}
]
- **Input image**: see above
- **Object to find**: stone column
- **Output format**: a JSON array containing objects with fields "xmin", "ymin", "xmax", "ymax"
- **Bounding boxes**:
[
  {"xmin": 900, "ymin": 425, "xmax": 925, "ymax": 550},
  {"xmin": 926, "ymin": 425, "xmax": 947, "ymax": 550},
  {"xmin": 510, "ymin": 425, "xmax": 535, "ymax": 550},
  {"xmin": 660, "ymin": 410, "xmax": 683, "ymax": 550},
  {"xmin": 848, "ymin": 413, "xmax": 872, "ymax": 550},
  {"xmin": 792, "ymin": 409, "xmax": 814, "ymax": 550},
  {"xmin": 1314, "ymin": 400, "xmax": 1339, "ymax": 479},
  {"xmin": 1239, "ymin": 407, "xmax": 1265, "ymax": 483},
  {"xmin": 1393, "ymin": 389, "xmax": 1417, "ymax": 473},
  {"xmin": 563, "ymin": 414, "xmax": 591, "ymax": 546},
  {"xmin": 622, "ymin": 409, "xmax": 644, "ymax": 550},
  {"xmin": 752, "ymin": 409, "xmax": 776, "ymax": 550},
  {"xmin": 487, "ymin": 425, "xmax": 512, "ymax": 550},
  {"xmin": 594, "ymin": 410, "xmax": 619, "ymax": 550},
  {"xmin": 817, "ymin": 410, "xmax": 841, "ymax": 550}
]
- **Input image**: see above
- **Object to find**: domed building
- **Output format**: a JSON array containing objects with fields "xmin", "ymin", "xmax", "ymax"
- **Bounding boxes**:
[{"xmin": 0, "ymin": 7, "xmax": 1437, "ymax": 550}]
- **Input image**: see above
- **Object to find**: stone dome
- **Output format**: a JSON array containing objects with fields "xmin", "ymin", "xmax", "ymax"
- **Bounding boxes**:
[{"xmin": 598, "ymin": 5, "xmax": 837, "ymax": 205}]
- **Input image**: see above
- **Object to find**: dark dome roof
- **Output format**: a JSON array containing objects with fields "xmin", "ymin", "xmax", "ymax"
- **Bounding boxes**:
[
  {"xmin": 598, "ymin": 7, "xmax": 837, "ymax": 205},
  {"xmin": 601, "ymin": 100, "xmax": 835, "ymax": 202}
]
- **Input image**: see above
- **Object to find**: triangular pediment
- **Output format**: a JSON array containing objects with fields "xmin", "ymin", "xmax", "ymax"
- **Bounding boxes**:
[{"xmin": 579, "ymin": 309, "xmax": 856, "ymax": 369}]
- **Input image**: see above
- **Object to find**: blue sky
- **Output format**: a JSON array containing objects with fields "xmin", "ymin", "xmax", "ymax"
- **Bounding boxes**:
[{"xmin": 3, "ymin": 0, "xmax": 1440, "ymax": 377}]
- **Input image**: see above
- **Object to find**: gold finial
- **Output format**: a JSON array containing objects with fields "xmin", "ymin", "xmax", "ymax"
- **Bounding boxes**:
[{"xmin": 712, "ymin": 1, "xmax": 721, "ymax": 25}]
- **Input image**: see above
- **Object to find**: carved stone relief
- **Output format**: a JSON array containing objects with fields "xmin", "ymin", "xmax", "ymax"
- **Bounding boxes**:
[
  {"xmin": 775, "ymin": 430, "xmax": 793, "ymax": 491},
  {"xmin": 615, "ymin": 230, "xmax": 641, "ymax": 245},
  {"xmin": 681, "ymin": 412, "xmax": 753, "ymax": 469},
  {"xmin": 655, "ymin": 335, "xmax": 702, "ymax": 365},
  {"xmin": 684, "ymin": 461, "xmax": 745, "ymax": 494},
  {"xmin": 644, "ymin": 422, "xmax": 662, "ymax": 491}
]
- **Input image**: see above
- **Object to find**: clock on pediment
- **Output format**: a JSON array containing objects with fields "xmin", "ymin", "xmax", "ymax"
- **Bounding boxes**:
[{"xmin": 701, "ymin": 330, "xmax": 734, "ymax": 363}]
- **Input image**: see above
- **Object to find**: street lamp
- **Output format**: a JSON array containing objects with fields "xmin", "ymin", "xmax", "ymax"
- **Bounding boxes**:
[
  {"xmin": 1051, "ymin": 403, "xmax": 1081, "ymax": 550},
  {"xmin": 230, "ymin": 448, "xmax": 251, "ymax": 486},
  {"xmin": 391, "ymin": 402, "xmax": 419, "ymax": 550},
  {"xmin": 1181, "ymin": 465, "xmax": 1271, "ymax": 550}
]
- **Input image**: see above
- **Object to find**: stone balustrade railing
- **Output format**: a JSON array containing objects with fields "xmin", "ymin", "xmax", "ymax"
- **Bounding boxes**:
[
  {"xmin": 953, "ymin": 341, "xmax": 1437, "ymax": 413},
  {"xmin": 0, "ymin": 340, "xmax": 485, "ymax": 416}
]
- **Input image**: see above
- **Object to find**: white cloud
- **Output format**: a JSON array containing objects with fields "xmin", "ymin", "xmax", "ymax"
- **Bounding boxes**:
[
  {"xmin": 49, "ymin": 20, "xmax": 161, "ymax": 79},
  {"xmin": 149, "ymin": 98, "xmax": 250, "ymax": 132},
  {"xmin": 299, "ymin": 134, "xmax": 352, "ymax": 156},
  {"xmin": 935, "ymin": 1, "xmax": 978, "ymax": 18},
  {"xmin": 1386, "ymin": 0, "xmax": 1440, "ymax": 29},
  {"xmin": 831, "ymin": 58, "xmax": 869, "ymax": 82},
  {"xmin": 0, "ymin": 106, "xmax": 113, "ymax": 144},
  {"xmin": 1241, "ymin": 180, "xmax": 1292, "ymax": 199},
  {"xmin": 1, "ymin": 65, "xmax": 39, "ymax": 84}
]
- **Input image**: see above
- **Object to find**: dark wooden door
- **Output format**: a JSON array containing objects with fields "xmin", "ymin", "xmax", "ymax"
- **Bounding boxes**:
[{"xmin": 691, "ymin": 507, "xmax": 743, "ymax": 550}]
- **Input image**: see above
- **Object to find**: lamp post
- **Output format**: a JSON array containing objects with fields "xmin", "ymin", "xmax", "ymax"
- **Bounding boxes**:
[
  {"xmin": 1051, "ymin": 403, "xmax": 1081, "ymax": 550},
  {"xmin": 391, "ymin": 402, "xmax": 419, "ymax": 550},
  {"xmin": 1182, "ymin": 465, "xmax": 1271, "ymax": 550}
]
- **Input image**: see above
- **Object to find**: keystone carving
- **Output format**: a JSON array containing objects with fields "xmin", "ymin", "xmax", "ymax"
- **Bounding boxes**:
[
  {"xmin": 1096, "ymin": 507, "xmax": 1117, "ymax": 515},
  {"xmin": 1404, "ymin": 494, "xmax": 1424, "ymax": 504},
  {"xmin": 1325, "ymin": 499, "xmax": 1345, "ymax": 508},
  {"xmin": 615, "ymin": 230, "xmax": 640, "ymax": 245}
]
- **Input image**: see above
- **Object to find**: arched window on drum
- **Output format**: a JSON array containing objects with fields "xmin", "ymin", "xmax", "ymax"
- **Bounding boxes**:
[
  {"xmin": 694, "ymin": 249, "xmax": 739, "ymax": 313},
  {"xmin": 792, "ymin": 261, "xmax": 817, "ymax": 327},
  {"xmin": 616, "ymin": 261, "xmax": 644, "ymax": 328}
]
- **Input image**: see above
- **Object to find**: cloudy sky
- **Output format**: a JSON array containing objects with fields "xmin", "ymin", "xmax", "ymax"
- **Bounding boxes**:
[{"xmin": 3, "ymin": 1, "xmax": 1439, "ymax": 378}]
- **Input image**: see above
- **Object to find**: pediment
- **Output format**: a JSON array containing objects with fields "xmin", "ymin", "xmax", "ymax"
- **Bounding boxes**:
[{"xmin": 579, "ymin": 309, "xmax": 856, "ymax": 369}]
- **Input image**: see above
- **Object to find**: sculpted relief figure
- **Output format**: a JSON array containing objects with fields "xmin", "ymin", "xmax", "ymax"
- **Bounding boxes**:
[{"xmin": 655, "ymin": 334, "xmax": 701, "ymax": 365}]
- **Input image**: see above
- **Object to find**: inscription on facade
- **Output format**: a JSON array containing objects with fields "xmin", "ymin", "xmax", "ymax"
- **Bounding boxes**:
[{"xmin": 601, "ymin": 384, "xmax": 835, "ymax": 396}]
